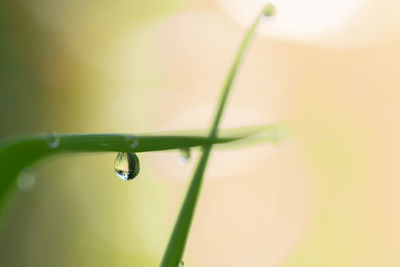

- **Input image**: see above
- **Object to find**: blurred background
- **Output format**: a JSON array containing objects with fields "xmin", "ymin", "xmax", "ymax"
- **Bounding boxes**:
[{"xmin": 1, "ymin": 0, "xmax": 400, "ymax": 266}]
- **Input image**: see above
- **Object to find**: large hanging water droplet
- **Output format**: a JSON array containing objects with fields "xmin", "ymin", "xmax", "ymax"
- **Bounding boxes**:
[
  {"xmin": 178, "ymin": 148, "xmax": 191, "ymax": 164},
  {"xmin": 47, "ymin": 132, "xmax": 60, "ymax": 148},
  {"xmin": 17, "ymin": 168, "xmax": 36, "ymax": 192},
  {"xmin": 178, "ymin": 260, "xmax": 184, "ymax": 267},
  {"xmin": 114, "ymin": 152, "xmax": 140, "ymax": 180}
]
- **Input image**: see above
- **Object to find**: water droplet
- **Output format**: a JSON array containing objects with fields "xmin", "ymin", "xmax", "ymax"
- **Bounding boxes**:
[
  {"xmin": 47, "ymin": 132, "xmax": 60, "ymax": 148},
  {"xmin": 263, "ymin": 3, "xmax": 276, "ymax": 17},
  {"xmin": 178, "ymin": 148, "xmax": 191, "ymax": 164},
  {"xmin": 125, "ymin": 136, "xmax": 139, "ymax": 150},
  {"xmin": 178, "ymin": 260, "xmax": 184, "ymax": 267},
  {"xmin": 114, "ymin": 152, "xmax": 140, "ymax": 180},
  {"xmin": 269, "ymin": 125, "xmax": 286, "ymax": 146},
  {"xmin": 17, "ymin": 168, "xmax": 36, "ymax": 192}
]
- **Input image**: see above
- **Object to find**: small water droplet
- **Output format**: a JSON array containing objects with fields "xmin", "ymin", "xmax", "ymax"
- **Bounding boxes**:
[
  {"xmin": 47, "ymin": 132, "xmax": 60, "ymax": 148},
  {"xmin": 178, "ymin": 260, "xmax": 184, "ymax": 267},
  {"xmin": 114, "ymin": 152, "xmax": 140, "ymax": 180},
  {"xmin": 125, "ymin": 136, "xmax": 139, "ymax": 150},
  {"xmin": 17, "ymin": 168, "xmax": 36, "ymax": 192},
  {"xmin": 178, "ymin": 148, "xmax": 191, "ymax": 164},
  {"xmin": 263, "ymin": 3, "xmax": 276, "ymax": 17},
  {"xmin": 269, "ymin": 125, "xmax": 286, "ymax": 146}
]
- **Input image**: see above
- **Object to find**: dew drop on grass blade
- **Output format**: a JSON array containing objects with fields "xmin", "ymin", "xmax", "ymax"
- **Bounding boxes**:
[{"xmin": 114, "ymin": 152, "xmax": 140, "ymax": 181}]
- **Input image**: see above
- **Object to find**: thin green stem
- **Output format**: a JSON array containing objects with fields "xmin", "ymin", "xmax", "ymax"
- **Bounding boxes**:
[{"xmin": 160, "ymin": 5, "xmax": 272, "ymax": 267}]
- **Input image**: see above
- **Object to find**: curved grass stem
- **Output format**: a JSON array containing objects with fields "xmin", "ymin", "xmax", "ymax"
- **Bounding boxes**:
[{"xmin": 160, "ymin": 5, "xmax": 273, "ymax": 267}]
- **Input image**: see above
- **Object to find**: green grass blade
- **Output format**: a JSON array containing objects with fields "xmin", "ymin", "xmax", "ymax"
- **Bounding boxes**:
[
  {"xmin": 0, "ymin": 123, "xmax": 283, "ymax": 208},
  {"xmin": 160, "ymin": 5, "xmax": 273, "ymax": 267},
  {"xmin": 160, "ymin": 145, "xmax": 212, "ymax": 267},
  {"xmin": 208, "ymin": 11, "xmax": 267, "ymax": 138}
]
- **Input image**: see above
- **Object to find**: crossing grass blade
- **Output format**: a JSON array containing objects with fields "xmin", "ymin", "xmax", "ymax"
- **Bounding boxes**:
[{"xmin": 160, "ymin": 5, "xmax": 273, "ymax": 267}]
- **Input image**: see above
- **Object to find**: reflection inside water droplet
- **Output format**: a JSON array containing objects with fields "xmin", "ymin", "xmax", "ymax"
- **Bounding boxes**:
[
  {"xmin": 178, "ymin": 148, "xmax": 191, "ymax": 164},
  {"xmin": 17, "ymin": 168, "xmax": 36, "ymax": 192},
  {"xmin": 47, "ymin": 132, "xmax": 60, "ymax": 148},
  {"xmin": 114, "ymin": 152, "xmax": 140, "ymax": 180}
]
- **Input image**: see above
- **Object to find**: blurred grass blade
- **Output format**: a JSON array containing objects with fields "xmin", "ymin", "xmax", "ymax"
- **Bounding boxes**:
[
  {"xmin": 0, "ymin": 123, "xmax": 284, "ymax": 208},
  {"xmin": 160, "ymin": 5, "xmax": 272, "ymax": 267},
  {"xmin": 153, "ymin": 122, "xmax": 284, "ymax": 139}
]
